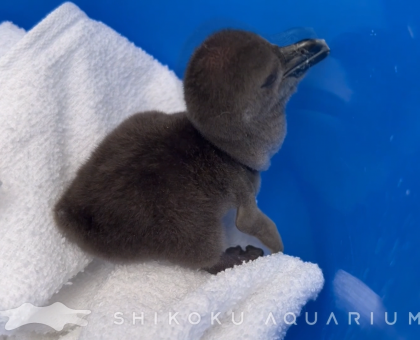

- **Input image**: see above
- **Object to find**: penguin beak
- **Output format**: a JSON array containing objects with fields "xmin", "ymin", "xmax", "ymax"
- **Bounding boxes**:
[{"xmin": 278, "ymin": 39, "xmax": 330, "ymax": 79}]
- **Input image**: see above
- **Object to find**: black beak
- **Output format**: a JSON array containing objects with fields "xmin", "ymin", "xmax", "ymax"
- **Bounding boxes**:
[{"xmin": 277, "ymin": 39, "xmax": 330, "ymax": 79}]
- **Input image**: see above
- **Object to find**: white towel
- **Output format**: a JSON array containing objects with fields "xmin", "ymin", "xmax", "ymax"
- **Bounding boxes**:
[
  {"xmin": 0, "ymin": 3, "xmax": 324, "ymax": 339},
  {"xmin": 0, "ymin": 22, "xmax": 25, "ymax": 59}
]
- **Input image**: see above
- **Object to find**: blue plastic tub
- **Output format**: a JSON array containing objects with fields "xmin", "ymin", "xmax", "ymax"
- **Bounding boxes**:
[{"xmin": 1, "ymin": 1, "xmax": 419, "ymax": 339}]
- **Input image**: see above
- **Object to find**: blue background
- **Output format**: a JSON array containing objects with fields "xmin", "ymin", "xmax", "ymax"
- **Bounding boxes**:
[{"xmin": 1, "ymin": 0, "xmax": 420, "ymax": 339}]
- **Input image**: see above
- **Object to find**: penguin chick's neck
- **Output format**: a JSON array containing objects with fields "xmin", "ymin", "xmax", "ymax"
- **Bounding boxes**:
[
  {"xmin": 185, "ymin": 107, "xmax": 284, "ymax": 172},
  {"xmin": 185, "ymin": 76, "xmax": 298, "ymax": 172}
]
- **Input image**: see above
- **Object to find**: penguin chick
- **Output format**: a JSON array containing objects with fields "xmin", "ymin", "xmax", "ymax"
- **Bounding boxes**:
[{"xmin": 54, "ymin": 29, "xmax": 329, "ymax": 273}]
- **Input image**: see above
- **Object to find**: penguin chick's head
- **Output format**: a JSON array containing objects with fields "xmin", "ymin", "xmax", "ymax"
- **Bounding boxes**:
[{"xmin": 184, "ymin": 29, "xmax": 329, "ymax": 171}]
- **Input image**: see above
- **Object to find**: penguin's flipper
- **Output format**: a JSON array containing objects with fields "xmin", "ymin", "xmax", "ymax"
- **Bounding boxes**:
[
  {"xmin": 236, "ymin": 198, "xmax": 284, "ymax": 253},
  {"xmin": 203, "ymin": 245, "xmax": 264, "ymax": 274}
]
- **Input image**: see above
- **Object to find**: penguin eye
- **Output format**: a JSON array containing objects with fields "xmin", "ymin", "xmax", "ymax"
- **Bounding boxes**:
[{"xmin": 261, "ymin": 72, "xmax": 278, "ymax": 88}]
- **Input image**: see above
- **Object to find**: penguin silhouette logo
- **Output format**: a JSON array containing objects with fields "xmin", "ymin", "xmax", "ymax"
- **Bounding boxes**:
[{"xmin": 0, "ymin": 302, "xmax": 91, "ymax": 331}]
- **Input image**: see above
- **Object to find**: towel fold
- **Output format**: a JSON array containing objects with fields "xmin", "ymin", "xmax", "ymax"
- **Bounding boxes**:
[
  {"xmin": 0, "ymin": 22, "xmax": 25, "ymax": 58},
  {"xmin": 76, "ymin": 256, "xmax": 323, "ymax": 340},
  {"xmin": 0, "ymin": 3, "xmax": 324, "ymax": 339}
]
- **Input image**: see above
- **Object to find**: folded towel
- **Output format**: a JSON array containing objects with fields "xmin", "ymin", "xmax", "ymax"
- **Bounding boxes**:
[
  {"xmin": 0, "ymin": 3, "xmax": 324, "ymax": 339},
  {"xmin": 75, "ymin": 256, "xmax": 323, "ymax": 340},
  {"xmin": 0, "ymin": 0, "xmax": 184, "ymax": 316}
]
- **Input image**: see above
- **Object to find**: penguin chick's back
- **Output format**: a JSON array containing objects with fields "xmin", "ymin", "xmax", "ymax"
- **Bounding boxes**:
[{"xmin": 54, "ymin": 111, "xmax": 255, "ymax": 268}]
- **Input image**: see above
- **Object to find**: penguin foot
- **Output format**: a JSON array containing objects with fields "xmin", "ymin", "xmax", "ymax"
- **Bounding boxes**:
[{"xmin": 203, "ymin": 245, "xmax": 264, "ymax": 275}]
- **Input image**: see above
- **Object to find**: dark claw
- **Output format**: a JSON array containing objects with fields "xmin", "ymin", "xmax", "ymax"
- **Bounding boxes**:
[
  {"xmin": 245, "ymin": 245, "xmax": 264, "ymax": 260},
  {"xmin": 203, "ymin": 245, "xmax": 265, "ymax": 275},
  {"xmin": 225, "ymin": 245, "xmax": 245, "ymax": 256}
]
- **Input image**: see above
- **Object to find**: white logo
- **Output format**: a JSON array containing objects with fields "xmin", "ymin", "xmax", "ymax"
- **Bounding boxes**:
[{"xmin": 0, "ymin": 302, "xmax": 91, "ymax": 331}]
